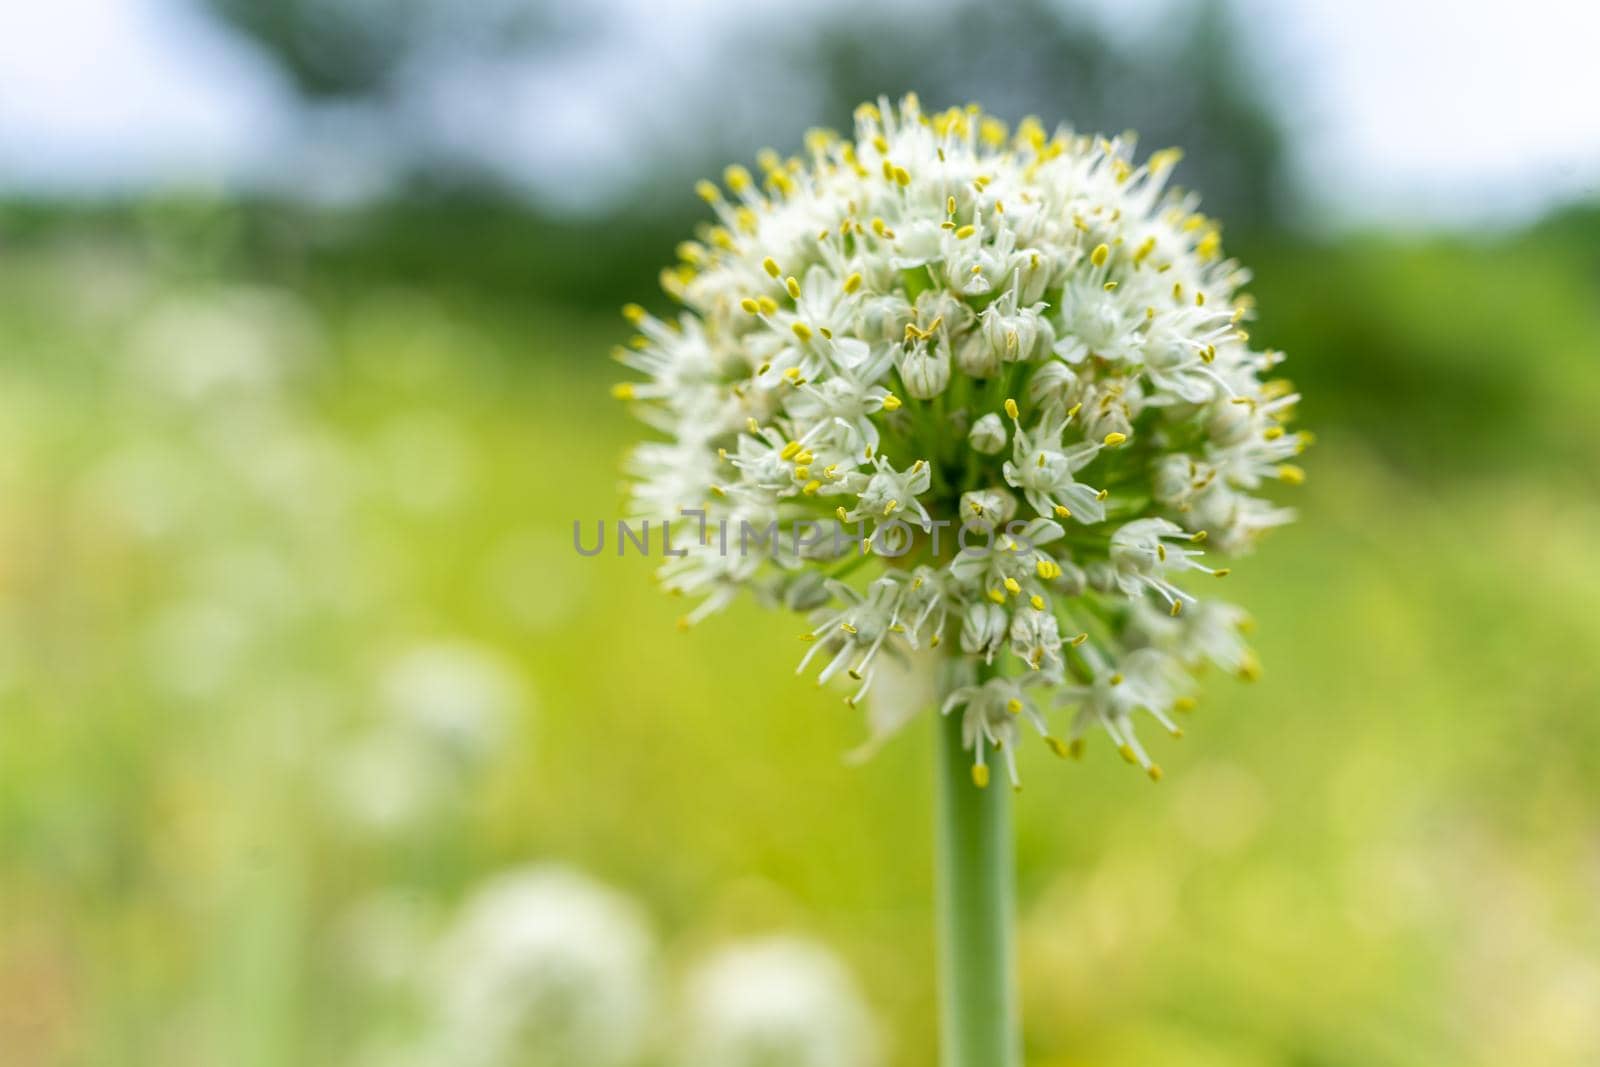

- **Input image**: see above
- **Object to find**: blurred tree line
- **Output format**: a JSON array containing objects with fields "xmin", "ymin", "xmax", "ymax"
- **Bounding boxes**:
[
  {"xmin": 5, "ymin": 0, "xmax": 1597, "ymax": 482},
  {"xmin": 198, "ymin": 0, "xmax": 1291, "ymax": 231}
]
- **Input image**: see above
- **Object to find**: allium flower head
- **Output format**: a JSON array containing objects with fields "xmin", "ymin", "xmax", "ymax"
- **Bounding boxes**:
[{"xmin": 616, "ymin": 94, "xmax": 1305, "ymax": 784}]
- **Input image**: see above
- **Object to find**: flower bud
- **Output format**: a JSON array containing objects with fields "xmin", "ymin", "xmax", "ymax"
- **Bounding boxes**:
[
  {"xmin": 960, "ymin": 601, "xmax": 1008, "ymax": 659},
  {"xmin": 898, "ymin": 341, "xmax": 951, "ymax": 398},
  {"xmin": 967, "ymin": 413, "xmax": 1008, "ymax": 455}
]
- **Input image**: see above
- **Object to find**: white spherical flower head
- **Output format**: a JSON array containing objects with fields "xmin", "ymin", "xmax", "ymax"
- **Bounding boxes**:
[
  {"xmin": 617, "ymin": 95, "xmax": 1305, "ymax": 784},
  {"xmin": 680, "ymin": 936, "xmax": 881, "ymax": 1067},
  {"xmin": 430, "ymin": 866, "xmax": 656, "ymax": 1067}
]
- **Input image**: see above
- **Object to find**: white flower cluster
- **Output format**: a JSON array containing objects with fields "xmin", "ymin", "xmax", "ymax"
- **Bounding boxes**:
[
  {"xmin": 617, "ymin": 95, "xmax": 1304, "ymax": 785},
  {"xmin": 355, "ymin": 867, "xmax": 879, "ymax": 1067},
  {"xmin": 428, "ymin": 867, "xmax": 657, "ymax": 1067}
]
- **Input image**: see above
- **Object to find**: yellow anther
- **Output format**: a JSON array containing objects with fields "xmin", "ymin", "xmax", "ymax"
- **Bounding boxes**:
[
  {"xmin": 740, "ymin": 297, "xmax": 761, "ymax": 314},
  {"xmin": 972, "ymin": 764, "xmax": 990, "ymax": 789},
  {"xmin": 1066, "ymin": 402, "xmax": 1083, "ymax": 418},
  {"xmin": 724, "ymin": 164, "xmax": 752, "ymax": 192},
  {"xmin": 794, "ymin": 450, "xmax": 814, "ymax": 465},
  {"xmin": 1006, "ymin": 699, "xmax": 1024, "ymax": 715},
  {"xmin": 987, "ymin": 587, "xmax": 1007, "ymax": 605},
  {"xmin": 1189, "ymin": 530, "xmax": 1208, "ymax": 543},
  {"xmin": 757, "ymin": 296, "xmax": 778, "ymax": 314},
  {"xmin": 1277, "ymin": 464, "xmax": 1306, "ymax": 485},
  {"xmin": 1238, "ymin": 653, "xmax": 1262, "ymax": 682},
  {"xmin": 1004, "ymin": 397, "xmax": 1020, "ymax": 420},
  {"xmin": 1133, "ymin": 236, "xmax": 1156, "ymax": 264},
  {"xmin": 883, "ymin": 500, "xmax": 899, "ymax": 516},
  {"xmin": 1149, "ymin": 147, "xmax": 1183, "ymax": 171},
  {"xmin": 1036, "ymin": 560, "xmax": 1061, "ymax": 580},
  {"xmin": 610, "ymin": 382, "xmax": 636, "ymax": 400},
  {"xmin": 793, "ymin": 466, "xmax": 809, "ymax": 480},
  {"xmin": 1109, "ymin": 673, "xmax": 1124, "ymax": 686},
  {"xmin": 1118, "ymin": 743, "xmax": 1137, "ymax": 765},
  {"xmin": 1090, "ymin": 243, "xmax": 1110, "ymax": 267},
  {"xmin": 709, "ymin": 485, "xmax": 726, "ymax": 497},
  {"xmin": 791, "ymin": 322, "xmax": 813, "ymax": 342},
  {"xmin": 622, "ymin": 303, "xmax": 646, "ymax": 323},
  {"xmin": 802, "ymin": 479, "xmax": 821, "ymax": 495},
  {"xmin": 835, "ymin": 506, "xmax": 849, "ymax": 522},
  {"xmin": 955, "ymin": 224, "xmax": 977, "ymax": 239},
  {"xmin": 1053, "ymin": 505, "xmax": 1072, "ymax": 519},
  {"xmin": 675, "ymin": 616, "xmax": 691, "ymax": 632},
  {"xmin": 1147, "ymin": 765, "xmax": 1164, "ymax": 783},
  {"xmin": 946, "ymin": 195, "xmax": 957, "ymax": 215},
  {"xmin": 746, "ymin": 417, "xmax": 759, "ymax": 433},
  {"xmin": 798, "ymin": 632, "xmax": 816, "ymax": 642},
  {"xmin": 762, "ymin": 256, "xmax": 781, "ymax": 277},
  {"xmin": 843, "ymin": 272, "xmax": 863, "ymax": 294},
  {"xmin": 1030, "ymin": 595, "xmax": 1045, "ymax": 611},
  {"xmin": 784, "ymin": 276, "xmax": 801, "ymax": 299},
  {"xmin": 1173, "ymin": 696, "xmax": 1198, "ymax": 713},
  {"xmin": 840, "ymin": 621, "xmax": 857, "ymax": 634},
  {"xmin": 1103, "ymin": 432, "xmax": 1128, "ymax": 446},
  {"xmin": 779, "ymin": 440, "xmax": 802, "ymax": 460},
  {"xmin": 1170, "ymin": 599, "xmax": 1183, "ymax": 617},
  {"xmin": 1003, "ymin": 577, "xmax": 1021, "ymax": 595},
  {"xmin": 694, "ymin": 179, "xmax": 721, "ymax": 202},
  {"xmin": 1214, "ymin": 568, "xmax": 1231, "ymax": 578},
  {"xmin": 893, "ymin": 166, "xmax": 911, "ymax": 186},
  {"xmin": 881, "ymin": 393, "xmax": 902, "ymax": 412}
]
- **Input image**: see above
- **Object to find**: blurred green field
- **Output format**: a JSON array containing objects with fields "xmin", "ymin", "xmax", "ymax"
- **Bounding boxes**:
[{"xmin": 2, "ymin": 212, "xmax": 1599, "ymax": 1066}]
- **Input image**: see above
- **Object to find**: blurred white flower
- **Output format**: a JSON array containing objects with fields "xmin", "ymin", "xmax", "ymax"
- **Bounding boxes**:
[
  {"xmin": 329, "ymin": 731, "xmax": 459, "ymax": 833},
  {"xmin": 429, "ymin": 866, "xmax": 656, "ymax": 1067},
  {"xmin": 122, "ymin": 286, "xmax": 317, "ymax": 404},
  {"xmin": 679, "ymin": 936, "xmax": 880, "ymax": 1067},
  {"xmin": 329, "ymin": 640, "xmax": 524, "ymax": 833},
  {"xmin": 377, "ymin": 640, "xmax": 521, "ymax": 766}
]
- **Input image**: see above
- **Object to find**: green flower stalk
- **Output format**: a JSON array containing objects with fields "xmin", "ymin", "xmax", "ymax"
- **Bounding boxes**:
[{"xmin": 615, "ymin": 93, "xmax": 1303, "ymax": 1065}]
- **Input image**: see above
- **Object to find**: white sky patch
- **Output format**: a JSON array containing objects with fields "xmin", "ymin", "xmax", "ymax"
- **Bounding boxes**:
[
  {"xmin": 1235, "ymin": 0, "xmax": 1600, "ymax": 225},
  {"xmin": 0, "ymin": 0, "xmax": 294, "ymax": 191}
]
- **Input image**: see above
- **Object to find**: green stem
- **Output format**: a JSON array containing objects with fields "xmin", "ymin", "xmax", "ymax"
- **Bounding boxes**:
[{"xmin": 934, "ymin": 658, "xmax": 1021, "ymax": 1067}]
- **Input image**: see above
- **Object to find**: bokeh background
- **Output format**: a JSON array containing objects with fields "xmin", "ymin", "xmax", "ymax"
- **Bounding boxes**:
[{"xmin": 3, "ymin": 1, "xmax": 1599, "ymax": 1065}]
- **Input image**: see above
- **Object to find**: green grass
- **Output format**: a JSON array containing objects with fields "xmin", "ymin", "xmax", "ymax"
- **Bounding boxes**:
[{"xmin": 2, "ymin": 225, "xmax": 1599, "ymax": 1067}]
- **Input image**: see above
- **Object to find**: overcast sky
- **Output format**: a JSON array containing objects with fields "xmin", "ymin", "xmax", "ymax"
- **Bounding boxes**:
[{"xmin": 0, "ymin": 0, "xmax": 1596, "ymax": 227}]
